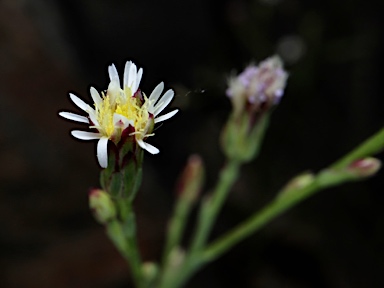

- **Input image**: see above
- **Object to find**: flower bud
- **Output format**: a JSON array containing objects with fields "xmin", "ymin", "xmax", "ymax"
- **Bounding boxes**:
[
  {"xmin": 176, "ymin": 154, "xmax": 204, "ymax": 203},
  {"xmin": 168, "ymin": 246, "xmax": 186, "ymax": 268},
  {"xmin": 89, "ymin": 189, "xmax": 117, "ymax": 224},
  {"xmin": 222, "ymin": 55, "xmax": 288, "ymax": 162},
  {"xmin": 316, "ymin": 157, "xmax": 381, "ymax": 188},
  {"xmin": 278, "ymin": 172, "xmax": 315, "ymax": 198},
  {"xmin": 347, "ymin": 157, "xmax": 381, "ymax": 178},
  {"xmin": 142, "ymin": 262, "xmax": 159, "ymax": 284}
]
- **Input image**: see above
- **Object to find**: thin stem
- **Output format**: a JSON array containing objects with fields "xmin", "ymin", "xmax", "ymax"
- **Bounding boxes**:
[
  {"xmin": 201, "ymin": 159, "xmax": 381, "ymax": 263},
  {"xmin": 331, "ymin": 126, "xmax": 384, "ymax": 169},
  {"xmin": 162, "ymin": 195, "xmax": 192, "ymax": 262},
  {"xmin": 159, "ymin": 160, "xmax": 240, "ymax": 288},
  {"xmin": 120, "ymin": 200, "xmax": 144, "ymax": 288},
  {"xmin": 157, "ymin": 123, "xmax": 384, "ymax": 288},
  {"xmin": 126, "ymin": 222, "xmax": 144, "ymax": 287},
  {"xmin": 190, "ymin": 159, "xmax": 240, "ymax": 253},
  {"xmin": 201, "ymin": 181, "xmax": 319, "ymax": 263},
  {"xmin": 106, "ymin": 220, "xmax": 143, "ymax": 287},
  {"xmin": 200, "ymin": 126, "xmax": 384, "ymax": 263}
]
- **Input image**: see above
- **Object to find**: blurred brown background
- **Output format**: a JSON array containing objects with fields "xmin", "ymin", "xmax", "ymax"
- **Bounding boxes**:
[{"xmin": 1, "ymin": 0, "xmax": 384, "ymax": 287}]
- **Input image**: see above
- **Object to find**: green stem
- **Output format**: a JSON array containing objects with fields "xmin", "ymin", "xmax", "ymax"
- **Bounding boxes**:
[
  {"xmin": 331, "ymin": 126, "xmax": 384, "ymax": 169},
  {"xmin": 190, "ymin": 159, "xmax": 240, "ymax": 252},
  {"xmin": 106, "ymin": 220, "xmax": 142, "ymax": 287},
  {"xmin": 200, "ymin": 126, "xmax": 384, "ymax": 264},
  {"xmin": 121, "ymin": 200, "xmax": 144, "ymax": 288},
  {"xmin": 162, "ymin": 195, "xmax": 192, "ymax": 262},
  {"xmin": 127, "ymin": 224, "xmax": 144, "ymax": 287},
  {"xmin": 201, "ymin": 180, "xmax": 320, "ymax": 263},
  {"xmin": 158, "ymin": 125, "xmax": 384, "ymax": 288},
  {"xmin": 107, "ymin": 200, "xmax": 144, "ymax": 288},
  {"xmin": 160, "ymin": 160, "xmax": 240, "ymax": 288},
  {"xmin": 201, "ymin": 161, "xmax": 380, "ymax": 263}
]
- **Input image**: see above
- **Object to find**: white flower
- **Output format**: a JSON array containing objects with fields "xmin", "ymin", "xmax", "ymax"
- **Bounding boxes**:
[{"xmin": 59, "ymin": 61, "xmax": 178, "ymax": 168}]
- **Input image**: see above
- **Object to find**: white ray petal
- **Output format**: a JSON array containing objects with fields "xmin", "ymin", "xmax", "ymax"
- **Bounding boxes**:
[
  {"xmin": 134, "ymin": 68, "xmax": 143, "ymax": 92},
  {"xmin": 108, "ymin": 64, "xmax": 120, "ymax": 87},
  {"xmin": 113, "ymin": 113, "xmax": 134, "ymax": 129},
  {"xmin": 128, "ymin": 62, "xmax": 137, "ymax": 88},
  {"xmin": 88, "ymin": 110, "xmax": 100, "ymax": 126},
  {"xmin": 69, "ymin": 93, "xmax": 91, "ymax": 112},
  {"xmin": 142, "ymin": 141, "xmax": 160, "ymax": 154},
  {"xmin": 154, "ymin": 109, "xmax": 178, "ymax": 123},
  {"xmin": 59, "ymin": 112, "xmax": 89, "ymax": 124},
  {"xmin": 71, "ymin": 130, "xmax": 101, "ymax": 140},
  {"xmin": 137, "ymin": 139, "xmax": 147, "ymax": 150},
  {"xmin": 153, "ymin": 89, "xmax": 175, "ymax": 116},
  {"xmin": 148, "ymin": 82, "xmax": 164, "ymax": 111},
  {"xmin": 107, "ymin": 79, "xmax": 120, "ymax": 101},
  {"xmin": 90, "ymin": 87, "xmax": 102, "ymax": 106},
  {"xmin": 97, "ymin": 137, "xmax": 109, "ymax": 168},
  {"xmin": 123, "ymin": 61, "xmax": 132, "ymax": 88}
]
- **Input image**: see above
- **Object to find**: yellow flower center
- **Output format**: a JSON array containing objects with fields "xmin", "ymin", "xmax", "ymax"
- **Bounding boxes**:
[{"xmin": 91, "ymin": 86, "xmax": 154, "ymax": 142}]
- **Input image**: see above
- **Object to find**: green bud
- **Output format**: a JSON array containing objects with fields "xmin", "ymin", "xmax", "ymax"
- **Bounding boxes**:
[
  {"xmin": 89, "ymin": 189, "xmax": 117, "ymax": 224},
  {"xmin": 176, "ymin": 154, "xmax": 204, "ymax": 203},
  {"xmin": 221, "ymin": 112, "xmax": 269, "ymax": 162},
  {"xmin": 168, "ymin": 246, "xmax": 185, "ymax": 268},
  {"xmin": 278, "ymin": 172, "xmax": 315, "ymax": 198},
  {"xmin": 142, "ymin": 262, "xmax": 159, "ymax": 285}
]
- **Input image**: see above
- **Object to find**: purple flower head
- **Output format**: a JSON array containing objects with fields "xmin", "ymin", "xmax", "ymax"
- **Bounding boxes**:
[{"xmin": 227, "ymin": 55, "xmax": 288, "ymax": 116}]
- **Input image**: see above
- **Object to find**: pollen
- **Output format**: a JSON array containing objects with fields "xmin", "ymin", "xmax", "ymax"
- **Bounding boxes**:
[
  {"xmin": 94, "ymin": 94, "xmax": 115, "ymax": 138},
  {"xmin": 130, "ymin": 96, "xmax": 153, "ymax": 139},
  {"xmin": 92, "ymin": 88, "xmax": 153, "ymax": 142}
]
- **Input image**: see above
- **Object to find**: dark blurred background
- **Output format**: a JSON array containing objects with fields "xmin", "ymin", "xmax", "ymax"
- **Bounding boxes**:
[{"xmin": 1, "ymin": 0, "xmax": 384, "ymax": 287}]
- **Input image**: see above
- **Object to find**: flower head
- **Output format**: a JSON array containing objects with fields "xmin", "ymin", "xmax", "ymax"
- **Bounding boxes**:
[
  {"xmin": 59, "ymin": 61, "xmax": 178, "ymax": 168},
  {"xmin": 226, "ymin": 55, "xmax": 288, "ymax": 117},
  {"xmin": 221, "ymin": 55, "xmax": 288, "ymax": 162}
]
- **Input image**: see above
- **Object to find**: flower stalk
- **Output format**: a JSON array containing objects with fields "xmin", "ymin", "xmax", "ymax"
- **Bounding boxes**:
[
  {"xmin": 60, "ymin": 60, "xmax": 179, "ymax": 287},
  {"xmin": 163, "ymin": 159, "xmax": 241, "ymax": 288},
  {"xmin": 163, "ymin": 155, "xmax": 205, "ymax": 260}
]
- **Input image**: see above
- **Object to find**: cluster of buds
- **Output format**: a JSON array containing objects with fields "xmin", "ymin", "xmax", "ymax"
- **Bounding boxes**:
[{"xmin": 222, "ymin": 55, "xmax": 288, "ymax": 162}]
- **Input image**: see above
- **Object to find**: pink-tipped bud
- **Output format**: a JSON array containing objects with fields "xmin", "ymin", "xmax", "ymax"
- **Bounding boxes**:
[
  {"xmin": 89, "ymin": 189, "xmax": 116, "ymax": 224},
  {"xmin": 176, "ymin": 154, "xmax": 204, "ymax": 203},
  {"xmin": 348, "ymin": 157, "xmax": 382, "ymax": 178}
]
